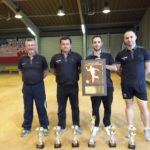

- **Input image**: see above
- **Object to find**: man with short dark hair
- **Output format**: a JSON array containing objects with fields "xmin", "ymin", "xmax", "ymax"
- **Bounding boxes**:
[
  {"xmin": 86, "ymin": 35, "xmax": 117, "ymax": 136},
  {"xmin": 18, "ymin": 38, "xmax": 49, "ymax": 137},
  {"xmin": 50, "ymin": 36, "xmax": 82, "ymax": 134},
  {"xmin": 115, "ymin": 30, "xmax": 150, "ymax": 141}
]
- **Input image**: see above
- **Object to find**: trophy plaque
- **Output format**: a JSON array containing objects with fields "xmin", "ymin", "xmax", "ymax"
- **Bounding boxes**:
[
  {"xmin": 108, "ymin": 125, "xmax": 116, "ymax": 147},
  {"xmin": 88, "ymin": 116, "xmax": 96, "ymax": 147},
  {"xmin": 72, "ymin": 125, "xmax": 79, "ymax": 147},
  {"xmin": 128, "ymin": 126, "xmax": 136, "ymax": 149},
  {"xmin": 81, "ymin": 59, "xmax": 107, "ymax": 96},
  {"xmin": 36, "ymin": 127, "xmax": 44, "ymax": 149},
  {"xmin": 53, "ymin": 126, "xmax": 62, "ymax": 148}
]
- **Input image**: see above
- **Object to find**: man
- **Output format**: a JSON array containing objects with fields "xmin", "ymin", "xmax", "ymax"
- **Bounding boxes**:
[
  {"xmin": 115, "ymin": 30, "xmax": 150, "ymax": 141},
  {"xmin": 18, "ymin": 38, "xmax": 49, "ymax": 137},
  {"xmin": 86, "ymin": 35, "xmax": 117, "ymax": 136},
  {"xmin": 50, "ymin": 36, "xmax": 82, "ymax": 134}
]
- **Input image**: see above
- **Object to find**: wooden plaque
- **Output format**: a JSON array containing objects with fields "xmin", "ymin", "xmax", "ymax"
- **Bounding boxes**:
[{"xmin": 81, "ymin": 59, "xmax": 107, "ymax": 96}]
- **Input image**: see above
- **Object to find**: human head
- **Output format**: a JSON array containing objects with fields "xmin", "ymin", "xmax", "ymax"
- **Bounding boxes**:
[
  {"xmin": 92, "ymin": 35, "xmax": 103, "ymax": 51},
  {"xmin": 123, "ymin": 30, "xmax": 137, "ymax": 49},
  {"xmin": 25, "ymin": 38, "xmax": 36, "ymax": 55},
  {"xmin": 60, "ymin": 36, "xmax": 72, "ymax": 53}
]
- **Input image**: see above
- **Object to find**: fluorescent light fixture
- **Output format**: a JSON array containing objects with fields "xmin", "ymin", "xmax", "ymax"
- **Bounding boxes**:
[
  {"xmin": 102, "ymin": 2, "xmax": 111, "ymax": 14},
  {"xmin": 15, "ymin": 12, "xmax": 22, "ymax": 19},
  {"xmin": 81, "ymin": 24, "xmax": 86, "ymax": 34},
  {"xmin": 57, "ymin": 7, "xmax": 65, "ymax": 16},
  {"xmin": 15, "ymin": 8, "xmax": 22, "ymax": 19},
  {"xmin": 27, "ymin": 27, "xmax": 36, "ymax": 36}
]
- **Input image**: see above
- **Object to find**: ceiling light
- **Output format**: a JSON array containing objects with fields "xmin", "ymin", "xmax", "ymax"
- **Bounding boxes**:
[
  {"xmin": 57, "ymin": 6, "xmax": 65, "ymax": 16},
  {"xmin": 15, "ymin": 8, "xmax": 22, "ymax": 19},
  {"xmin": 27, "ymin": 27, "xmax": 36, "ymax": 36},
  {"xmin": 102, "ymin": 1, "xmax": 111, "ymax": 14},
  {"xmin": 81, "ymin": 24, "xmax": 86, "ymax": 34}
]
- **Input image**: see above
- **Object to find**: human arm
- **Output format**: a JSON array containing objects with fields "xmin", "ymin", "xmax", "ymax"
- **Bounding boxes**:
[
  {"xmin": 50, "ymin": 55, "xmax": 56, "ymax": 75},
  {"xmin": 42, "ymin": 56, "xmax": 49, "ymax": 78},
  {"xmin": 106, "ymin": 64, "xmax": 117, "ymax": 72},
  {"xmin": 145, "ymin": 61, "xmax": 150, "ymax": 76},
  {"xmin": 106, "ymin": 54, "xmax": 117, "ymax": 72},
  {"xmin": 43, "ymin": 69, "xmax": 49, "ymax": 78}
]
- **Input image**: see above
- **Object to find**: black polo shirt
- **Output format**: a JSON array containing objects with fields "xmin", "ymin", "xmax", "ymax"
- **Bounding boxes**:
[
  {"xmin": 50, "ymin": 50, "xmax": 82, "ymax": 85},
  {"xmin": 115, "ymin": 46, "xmax": 150, "ymax": 86},
  {"xmin": 86, "ymin": 51, "xmax": 115, "ymax": 88},
  {"xmin": 18, "ymin": 54, "xmax": 48, "ymax": 85}
]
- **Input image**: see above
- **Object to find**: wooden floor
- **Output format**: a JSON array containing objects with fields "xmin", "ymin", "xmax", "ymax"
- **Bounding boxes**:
[{"xmin": 0, "ymin": 73, "xmax": 150, "ymax": 150}]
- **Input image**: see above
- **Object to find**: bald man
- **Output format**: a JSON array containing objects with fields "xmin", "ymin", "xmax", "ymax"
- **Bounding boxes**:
[{"xmin": 115, "ymin": 30, "xmax": 150, "ymax": 141}]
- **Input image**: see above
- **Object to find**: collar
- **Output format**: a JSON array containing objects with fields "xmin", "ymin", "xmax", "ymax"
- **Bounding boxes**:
[
  {"xmin": 26, "ymin": 53, "xmax": 37, "ymax": 58},
  {"xmin": 125, "ymin": 45, "xmax": 137, "ymax": 52},
  {"xmin": 92, "ymin": 49, "xmax": 102, "ymax": 57},
  {"xmin": 61, "ymin": 49, "xmax": 72, "ymax": 56}
]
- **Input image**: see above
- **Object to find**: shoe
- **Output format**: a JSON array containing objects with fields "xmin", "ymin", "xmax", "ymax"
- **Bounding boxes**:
[
  {"xmin": 92, "ymin": 126, "xmax": 99, "ymax": 137},
  {"xmin": 105, "ymin": 125, "xmax": 111, "ymax": 136},
  {"xmin": 58, "ymin": 127, "xmax": 66, "ymax": 135},
  {"xmin": 125, "ymin": 130, "xmax": 130, "ymax": 138},
  {"xmin": 20, "ymin": 129, "xmax": 31, "ymax": 137},
  {"xmin": 76, "ymin": 127, "xmax": 82, "ymax": 135},
  {"xmin": 43, "ymin": 128, "xmax": 49, "ymax": 136},
  {"xmin": 144, "ymin": 129, "xmax": 150, "ymax": 141}
]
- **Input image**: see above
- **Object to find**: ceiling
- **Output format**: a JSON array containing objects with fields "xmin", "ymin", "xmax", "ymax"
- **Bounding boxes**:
[{"xmin": 0, "ymin": 0, "xmax": 150, "ymax": 37}]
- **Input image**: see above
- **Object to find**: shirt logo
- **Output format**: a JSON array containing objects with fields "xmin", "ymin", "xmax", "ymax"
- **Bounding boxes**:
[
  {"xmin": 56, "ymin": 59, "xmax": 61, "ymax": 63},
  {"xmin": 22, "ymin": 62, "xmax": 27, "ymax": 66},
  {"xmin": 121, "ymin": 56, "xmax": 128, "ymax": 60}
]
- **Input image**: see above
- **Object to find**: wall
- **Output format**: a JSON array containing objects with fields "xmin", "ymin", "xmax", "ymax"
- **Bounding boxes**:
[
  {"xmin": 40, "ymin": 36, "xmax": 83, "ymax": 62},
  {"xmin": 40, "ymin": 33, "xmax": 123, "ymax": 61},
  {"xmin": 87, "ymin": 34, "xmax": 123, "ymax": 57},
  {"xmin": 139, "ymin": 7, "xmax": 150, "ymax": 50},
  {"xmin": 0, "ymin": 33, "xmax": 123, "ymax": 71}
]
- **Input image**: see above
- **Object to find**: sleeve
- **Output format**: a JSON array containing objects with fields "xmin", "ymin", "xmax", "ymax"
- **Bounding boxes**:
[
  {"xmin": 143, "ymin": 49, "xmax": 150, "ymax": 62},
  {"xmin": 108, "ymin": 54, "xmax": 115, "ymax": 65},
  {"xmin": 115, "ymin": 52, "xmax": 121, "ymax": 64},
  {"xmin": 50, "ymin": 55, "xmax": 56, "ymax": 69},
  {"xmin": 42, "ymin": 56, "xmax": 48, "ymax": 70},
  {"xmin": 18, "ymin": 58, "xmax": 22, "ymax": 70},
  {"xmin": 86, "ymin": 55, "xmax": 90, "ymax": 60}
]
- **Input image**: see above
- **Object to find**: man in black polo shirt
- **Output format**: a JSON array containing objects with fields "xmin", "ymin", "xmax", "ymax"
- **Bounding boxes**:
[
  {"xmin": 50, "ymin": 36, "xmax": 82, "ymax": 134},
  {"xmin": 115, "ymin": 30, "xmax": 150, "ymax": 141},
  {"xmin": 86, "ymin": 35, "xmax": 117, "ymax": 137},
  {"xmin": 18, "ymin": 38, "xmax": 49, "ymax": 137}
]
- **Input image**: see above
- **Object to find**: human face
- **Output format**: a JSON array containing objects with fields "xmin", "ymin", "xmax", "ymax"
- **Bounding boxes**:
[
  {"xmin": 92, "ymin": 37, "xmax": 103, "ymax": 51},
  {"xmin": 60, "ymin": 39, "xmax": 71, "ymax": 53},
  {"xmin": 25, "ymin": 40, "xmax": 36, "ymax": 56},
  {"xmin": 123, "ymin": 31, "xmax": 137, "ymax": 49}
]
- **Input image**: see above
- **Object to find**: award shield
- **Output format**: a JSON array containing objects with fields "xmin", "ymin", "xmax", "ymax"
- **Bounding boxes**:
[
  {"xmin": 36, "ymin": 127, "xmax": 44, "ymax": 149},
  {"xmin": 53, "ymin": 126, "xmax": 62, "ymax": 148},
  {"xmin": 81, "ymin": 59, "xmax": 107, "ymax": 96},
  {"xmin": 108, "ymin": 125, "xmax": 116, "ymax": 147},
  {"xmin": 72, "ymin": 125, "xmax": 79, "ymax": 147},
  {"xmin": 88, "ymin": 116, "xmax": 96, "ymax": 147},
  {"xmin": 128, "ymin": 126, "xmax": 136, "ymax": 149}
]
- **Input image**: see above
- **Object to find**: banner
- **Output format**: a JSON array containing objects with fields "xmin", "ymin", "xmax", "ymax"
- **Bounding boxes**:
[{"xmin": 0, "ymin": 38, "xmax": 26, "ymax": 64}]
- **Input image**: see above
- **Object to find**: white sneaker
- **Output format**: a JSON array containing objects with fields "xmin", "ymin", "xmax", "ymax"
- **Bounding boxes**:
[
  {"xmin": 105, "ymin": 125, "xmax": 111, "ymax": 136},
  {"xmin": 125, "ymin": 130, "xmax": 130, "ymax": 138},
  {"xmin": 126, "ymin": 125, "xmax": 134, "ymax": 138},
  {"xmin": 92, "ymin": 126, "xmax": 99, "ymax": 136},
  {"xmin": 144, "ymin": 129, "xmax": 150, "ymax": 141}
]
